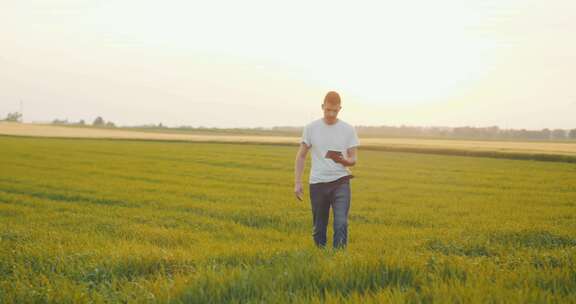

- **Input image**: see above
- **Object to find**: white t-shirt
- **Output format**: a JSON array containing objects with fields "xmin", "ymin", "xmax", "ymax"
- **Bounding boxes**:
[{"xmin": 301, "ymin": 118, "xmax": 360, "ymax": 184}]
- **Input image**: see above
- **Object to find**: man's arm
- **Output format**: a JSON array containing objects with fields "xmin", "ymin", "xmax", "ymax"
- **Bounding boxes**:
[{"xmin": 294, "ymin": 143, "xmax": 310, "ymax": 201}]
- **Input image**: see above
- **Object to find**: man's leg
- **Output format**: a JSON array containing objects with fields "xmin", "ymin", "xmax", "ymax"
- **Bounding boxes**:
[
  {"xmin": 332, "ymin": 182, "xmax": 351, "ymax": 249},
  {"xmin": 309, "ymin": 183, "xmax": 330, "ymax": 248}
]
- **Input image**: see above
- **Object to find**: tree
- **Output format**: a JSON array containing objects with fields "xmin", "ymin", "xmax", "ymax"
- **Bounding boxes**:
[
  {"xmin": 569, "ymin": 129, "xmax": 576, "ymax": 139},
  {"xmin": 93, "ymin": 116, "xmax": 105, "ymax": 126},
  {"xmin": 78, "ymin": 119, "xmax": 85, "ymax": 125},
  {"xmin": 3, "ymin": 112, "xmax": 22, "ymax": 122},
  {"xmin": 551, "ymin": 129, "xmax": 566, "ymax": 140},
  {"xmin": 51, "ymin": 118, "xmax": 68, "ymax": 124},
  {"xmin": 105, "ymin": 121, "xmax": 116, "ymax": 128},
  {"xmin": 541, "ymin": 128, "xmax": 551, "ymax": 140}
]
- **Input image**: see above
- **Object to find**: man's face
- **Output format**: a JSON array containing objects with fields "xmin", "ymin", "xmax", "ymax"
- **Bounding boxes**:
[{"xmin": 322, "ymin": 103, "xmax": 341, "ymax": 119}]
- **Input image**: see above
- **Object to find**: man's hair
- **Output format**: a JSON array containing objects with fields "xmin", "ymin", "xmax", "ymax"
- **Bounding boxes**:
[{"xmin": 323, "ymin": 91, "xmax": 341, "ymax": 105}]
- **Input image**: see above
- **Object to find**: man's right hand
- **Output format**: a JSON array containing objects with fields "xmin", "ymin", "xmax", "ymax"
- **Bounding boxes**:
[{"xmin": 294, "ymin": 183, "xmax": 303, "ymax": 202}]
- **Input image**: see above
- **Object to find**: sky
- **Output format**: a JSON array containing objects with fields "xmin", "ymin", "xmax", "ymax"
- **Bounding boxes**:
[{"xmin": 1, "ymin": 0, "xmax": 575, "ymax": 129}]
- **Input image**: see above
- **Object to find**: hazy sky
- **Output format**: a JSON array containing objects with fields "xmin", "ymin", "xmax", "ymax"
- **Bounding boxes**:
[{"xmin": 1, "ymin": 0, "xmax": 575, "ymax": 129}]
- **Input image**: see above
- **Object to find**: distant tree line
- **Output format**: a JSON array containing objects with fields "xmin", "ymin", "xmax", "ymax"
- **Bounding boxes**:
[
  {"xmin": 271, "ymin": 125, "xmax": 576, "ymax": 141},
  {"xmin": 1, "ymin": 112, "xmax": 22, "ymax": 122},
  {"xmin": 3, "ymin": 112, "xmax": 575, "ymax": 140},
  {"xmin": 50, "ymin": 116, "xmax": 115, "ymax": 128}
]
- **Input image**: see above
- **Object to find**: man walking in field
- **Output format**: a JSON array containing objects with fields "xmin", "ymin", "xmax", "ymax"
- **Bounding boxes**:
[{"xmin": 294, "ymin": 91, "xmax": 359, "ymax": 249}]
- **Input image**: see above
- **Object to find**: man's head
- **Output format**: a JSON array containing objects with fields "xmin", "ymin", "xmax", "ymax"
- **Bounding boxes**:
[{"xmin": 322, "ymin": 91, "xmax": 341, "ymax": 121}]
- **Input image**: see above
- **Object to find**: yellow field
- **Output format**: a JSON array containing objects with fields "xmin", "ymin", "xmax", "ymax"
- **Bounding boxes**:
[{"xmin": 2, "ymin": 122, "xmax": 576, "ymax": 160}]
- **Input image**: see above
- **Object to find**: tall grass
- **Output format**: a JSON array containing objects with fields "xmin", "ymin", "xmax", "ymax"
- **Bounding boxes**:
[{"xmin": 1, "ymin": 136, "xmax": 575, "ymax": 303}]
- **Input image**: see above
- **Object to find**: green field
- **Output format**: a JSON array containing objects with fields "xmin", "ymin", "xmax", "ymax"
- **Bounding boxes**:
[{"xmin": 1, "ymin": 136, "xmax": 575, "ymax": 303}]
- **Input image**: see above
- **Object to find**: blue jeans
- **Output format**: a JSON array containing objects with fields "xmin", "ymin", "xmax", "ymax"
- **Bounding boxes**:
[{"xmin": 309, "ymin": 177, "xmax": 351, "ymax": 249}]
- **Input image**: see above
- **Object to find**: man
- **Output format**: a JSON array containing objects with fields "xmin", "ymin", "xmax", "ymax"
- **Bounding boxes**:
[{"xmin": 294, "ymin": 91, "xmax": 359, "ymax": 249}]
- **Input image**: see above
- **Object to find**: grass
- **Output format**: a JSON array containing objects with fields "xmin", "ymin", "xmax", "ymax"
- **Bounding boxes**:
[{"xmin": 0, "ymin": 135, "xmax": 575, "ymax": 303}]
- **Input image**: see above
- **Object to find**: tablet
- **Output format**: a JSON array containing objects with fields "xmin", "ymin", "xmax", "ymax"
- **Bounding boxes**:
[{"xmin": 325, "ymin": 150, "xmax": 343, "ymax": 159}]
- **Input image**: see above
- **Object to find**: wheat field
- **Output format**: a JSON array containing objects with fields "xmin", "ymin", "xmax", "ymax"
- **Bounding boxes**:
[
  {"xmin": 2, "ymin": 122, "xmax": 576, "ymax": 161},
  {"xmin": 1, "ymin": 135, "xmax": 575, "ymax": 303}
]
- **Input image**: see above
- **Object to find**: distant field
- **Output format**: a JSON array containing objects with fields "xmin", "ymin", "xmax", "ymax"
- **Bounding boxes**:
[
  {"xmin": 2, "ymin": 122, "xmax": 576, "ymax": 163},
  {"xmin": 1, "ymin": 135, "xmax": 575, "ymax": 303}
]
